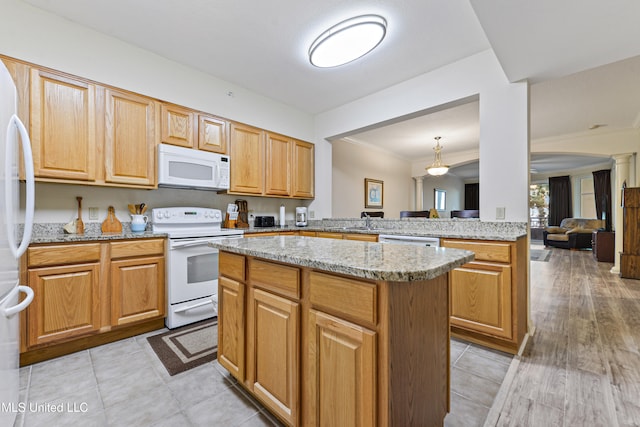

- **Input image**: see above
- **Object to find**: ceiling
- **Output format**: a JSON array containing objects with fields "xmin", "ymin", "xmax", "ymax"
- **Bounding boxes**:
[{"xmin": 21, "ymin": 0, "xmax": 640, "ymax": 176}]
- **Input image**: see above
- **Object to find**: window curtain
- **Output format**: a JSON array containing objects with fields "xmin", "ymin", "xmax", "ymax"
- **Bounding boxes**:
[
  {"xmin": 592, "ymin": 169, "xmax": 612, "ymax": 231},
  {"xmin": 548, "ymin": 175, "xmax": 572, "ymax": 226},
  {"xmin": 464, "ymin": 183, "xmax": 479, "ymax": 210}
]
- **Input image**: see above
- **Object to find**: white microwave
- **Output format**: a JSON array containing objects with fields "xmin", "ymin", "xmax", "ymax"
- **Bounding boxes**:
[{"xmin": 157, "ymin": 143, "xmax": 230, "ymax": 191}]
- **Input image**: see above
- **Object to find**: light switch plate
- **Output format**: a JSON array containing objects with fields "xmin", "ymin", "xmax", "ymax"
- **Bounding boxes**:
[
  {"xmin": 309, "ymin": 210, "xmax": 315, "ymax": 219},
  {"xmin": 496, "ymin": 207, "xmax": 505, "ymax": 220},
  {"xmin": 89, "ymin": 207, "xmax": 99, "ymax": 220}
]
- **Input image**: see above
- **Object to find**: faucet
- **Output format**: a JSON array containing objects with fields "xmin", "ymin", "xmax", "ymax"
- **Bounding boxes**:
[{"xmin": 364, "ymin": 212, "xmax": 371, "ymax": 229}]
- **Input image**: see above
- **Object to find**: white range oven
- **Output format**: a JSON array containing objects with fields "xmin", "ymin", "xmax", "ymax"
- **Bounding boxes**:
[{"xmin": 152, "ymin": 207, "xmax": 244, "ymax": 329}]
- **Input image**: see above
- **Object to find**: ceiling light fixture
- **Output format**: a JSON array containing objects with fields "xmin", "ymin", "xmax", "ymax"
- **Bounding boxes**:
[
  {"xmin": 309, "ymin": 15, "xmax": 387, "ymax": 68},
  {"xmin": 426, "ymin": 136, "xmax": 450, "ymax": 176}
]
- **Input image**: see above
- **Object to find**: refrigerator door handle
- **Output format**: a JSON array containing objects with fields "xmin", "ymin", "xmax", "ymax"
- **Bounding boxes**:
[
  {"xmin": 2, "ymin": 285, "xmax": 34, "ymax": 318},
  {"xmin": 5, "ymin": 113, "xmax": 34, "ymax": 258}
]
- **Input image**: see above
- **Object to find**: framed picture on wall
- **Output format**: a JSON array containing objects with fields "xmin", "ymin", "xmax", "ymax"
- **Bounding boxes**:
[{"xmin": 365, "ymin": 178, "xmax": 384, "ymax": 208}]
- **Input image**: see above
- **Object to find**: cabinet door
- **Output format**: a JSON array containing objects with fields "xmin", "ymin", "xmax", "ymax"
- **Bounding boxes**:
[
  {"xmin": 229, "ymin": 122, "xmax": 264, "ymax": 194},
  {"xmin": 343, "ymin": 233, "xmax": 378, "ymax": 242},
  {"xmin": 316, "ymin": 232, "xmax": 343, "ymax": 240},
  {"xmin": 27, "ymin": 263, "xmax": 100, "ymax": 346},
  {"xmin": 30, "ymin": 69, "xmax": 96, "ymax": 181},
  {"xmin": 248, "ymin": 288, "xmax": 299, "ymax": 425},
  {"xmin": 161, "ymin": 103, "xmax": 195, "ymax": 148},
  {"xmin": 449, "ymin": 262, "xmax": 513, "ymax": 339},
  {"xmin": 307, "ymin": 309, "xmax": 376, "ymax": 427},
  {"xmin": 104, "ymin": 89, "xmax": 157, "ymax": 187},
  {"xmin": 198, "ymin": 114, "xmax": 228, "ymax": 153},
  {"xmin": 111, "ymin": 256, "xmax": 165, "ymax": 326},
  {"xmin": 265, "ymin": 132, "xmax": 291, "ymax": 196},
  {"xmin": 218, "ymin": 276, "xmax": 246, "ymax": 381},
  {"xmin": 292, "ymin": 140, "xmax": 314, "ymax": 198}
]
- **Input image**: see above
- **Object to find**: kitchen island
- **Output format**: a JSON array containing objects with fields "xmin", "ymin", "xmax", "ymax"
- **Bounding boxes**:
[{"xmin": 210, "ymin": 236, "xmax": 474, "ymax": 427}]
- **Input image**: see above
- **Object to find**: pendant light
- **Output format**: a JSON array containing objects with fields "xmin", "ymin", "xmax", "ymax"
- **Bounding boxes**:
[
  {"xmin": 426, "ymin": 136, "xmax": 449, "ymax": 176},
  {"xmin": 309, "ymin": 15, "xmax": 387, "ymax": 68}
]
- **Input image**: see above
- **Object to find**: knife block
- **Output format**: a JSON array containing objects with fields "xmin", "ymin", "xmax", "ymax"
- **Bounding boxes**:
[{"xmin": 224, "ymin": 213, "xmax": 237, "ymax": 229}]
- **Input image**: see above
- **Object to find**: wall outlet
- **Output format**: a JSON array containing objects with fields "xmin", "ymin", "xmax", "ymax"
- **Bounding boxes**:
[
  {"xmin": 89, "ymin": 207, "xmax": 99, "ymax": 220},
  {"xmin": 309, "ymin": 210, "xmax": 315, "ymax": 219},
  {"xmin": 496, "ymin": 207, "xmax": 506, "ymax": 220}
]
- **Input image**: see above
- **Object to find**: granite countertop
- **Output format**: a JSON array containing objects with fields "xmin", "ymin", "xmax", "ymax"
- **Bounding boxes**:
[
  {"xmin": 244, "ymin": 225, "xmax": 526, "ymax": 241},
  {"xmin": 27, "ymin": 223, "xmax": 167, "ymax": 244},
  {"xmin": 27, "ymin": 218, "xmax": 527, "ymax": 244},
  {"xmin": 210, "ymin": 235, "xmax": 474, "ymax": 282}
]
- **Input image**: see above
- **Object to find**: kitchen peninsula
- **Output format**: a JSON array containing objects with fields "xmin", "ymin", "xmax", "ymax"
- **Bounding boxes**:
[{"xmin": 210, "ymin": 236, "xmax": 474, "ymax": 426}]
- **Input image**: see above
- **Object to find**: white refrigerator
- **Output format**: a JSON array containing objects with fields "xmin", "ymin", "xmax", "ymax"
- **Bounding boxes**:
[{"xmin": 0, "ymin": 60, "xmax": 35, "ymax": 427}]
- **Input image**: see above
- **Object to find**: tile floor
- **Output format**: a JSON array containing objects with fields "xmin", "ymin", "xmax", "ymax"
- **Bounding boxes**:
[{"xmin": 14, "ymin": 329, "xmax": 513, "ymax": 427}]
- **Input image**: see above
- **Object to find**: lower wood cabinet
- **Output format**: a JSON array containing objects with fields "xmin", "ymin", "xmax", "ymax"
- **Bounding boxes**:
[
  {"xmin": 218, "ymin": 251, "xmax": 450, "ymax": 426},
  {"xmin": 248, "ymin": 288, "xmax": 299, "ymax": 425},
  {"xmin": 307, "ymin": 309, "xmax": 376, "ymax": 426},
  {"xmin": 21, "ymin": 238, "xmax": 166, "ymax": 365},
  {"xmin": 111, "ymin": 255, "xmax": 165, "ymax": 326},
  {"xmin": 442, "ymin": 237, "xmax": 527, "ymax": 354},
  {"xmin": 448, "ymin": 261, "xmax": 512, "ymax": 339},
  {"xmin": 27, "ymin": 262, "xmax": 101, "ymax": 346},
  {"xmin": 218, "ymin": 276, "xmax": 246, "ymax": 381}
]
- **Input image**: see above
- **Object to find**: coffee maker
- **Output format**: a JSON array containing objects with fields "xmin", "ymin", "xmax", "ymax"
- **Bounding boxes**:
[{"xmin": 295, "ymin": 207, "xmax": 308, "ymax": 227}]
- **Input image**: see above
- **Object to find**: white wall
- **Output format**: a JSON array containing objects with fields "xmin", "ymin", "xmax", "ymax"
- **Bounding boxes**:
[
  {"xmin": 533, "ymin": 128, "xmax": 639, "ymax": 187},
  {"xmin": 422, "ymin": 174, "xmax": 465, "ymax": 218},
  {"xmin": 1, "ymin": 0, "xmax": 316, "ymax": 223},
  {"xmin": 0, "ymin": 0, "xmax": 313, "ymax": 140},
  {"xmin": 331, "ymin": 140, "xmax": 412, "ymax": 218},
  {"xmin": 317, "ymin": 50, "xmax": 530, "ymax": 222}
]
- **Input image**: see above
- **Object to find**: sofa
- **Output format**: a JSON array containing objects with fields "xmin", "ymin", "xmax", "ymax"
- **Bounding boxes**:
[{"xmin": 543, "ymin": 218, "xmax": 605, "ymax": 249}]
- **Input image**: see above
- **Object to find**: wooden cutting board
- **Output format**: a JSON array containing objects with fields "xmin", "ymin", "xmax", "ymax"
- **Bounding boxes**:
[{"xmin": 101, "ymin": 206, "xmax": 122, "ymax": 233}]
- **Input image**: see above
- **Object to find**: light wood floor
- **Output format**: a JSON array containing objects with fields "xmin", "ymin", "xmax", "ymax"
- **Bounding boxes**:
[{"xmin": 489, "ymin": 246, "xmax": 640, "ymax": 426}]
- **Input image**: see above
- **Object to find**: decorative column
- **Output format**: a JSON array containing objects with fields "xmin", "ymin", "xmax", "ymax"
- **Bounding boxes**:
[
  {"xmin": 611, "ymin": 154, "xmax": 632, "ymax": 275},
  {"xmin": 414, "ymin": 176, "xmax": 424, "ymax": 210}
]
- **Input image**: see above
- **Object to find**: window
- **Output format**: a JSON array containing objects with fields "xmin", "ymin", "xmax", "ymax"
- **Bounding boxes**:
[
  {"xmin": 529, "ymin": 184, "xmax": 549, "ymax": 228},
  {"xmin": 434, "ymin": 189, "xmax": 446, "ymax": 210}
]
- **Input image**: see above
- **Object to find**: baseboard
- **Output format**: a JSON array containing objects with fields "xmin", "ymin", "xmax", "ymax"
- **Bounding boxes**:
[{"xmin": 20, "ymin": 318, "xmax": 165, "ymax": 366}]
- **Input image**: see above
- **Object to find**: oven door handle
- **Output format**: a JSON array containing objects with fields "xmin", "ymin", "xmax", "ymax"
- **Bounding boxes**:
[
  {"xmin": 170, "ymin": 236, "xmax": 243, "ymax": 250},
  {"xmin": 174, "ymin": 299, "xmax": 215, "ymax": 313},
  {"xmin": 170, "ymin": 239, "xmax": 216, "ymax": 249}
]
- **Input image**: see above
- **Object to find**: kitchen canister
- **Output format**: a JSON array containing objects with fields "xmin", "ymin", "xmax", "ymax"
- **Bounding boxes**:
[{"xmin": 130, "ymin": 214, "xmax": 148, "ymax": 232}]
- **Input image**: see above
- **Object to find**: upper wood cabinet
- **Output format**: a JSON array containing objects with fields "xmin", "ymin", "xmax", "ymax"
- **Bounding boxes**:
[
  {"xmin": 159, "ymin": 102, "xmax": 228, "ymax": 154},
  {"xmin": 160, "ymin": 103, "xmax": 195, "ymax": 148},
  {"xmin": 5, "ymin": 56, "xmax": 312, "ymax": 195},
  {"xmin": 30, "ymin": 69, "xmax": 97, "ymax": 181},
  {"xmin": 265, "ymin": 132, "xmax": 292, "ymax": 196},
  {"xmin": 229, "ymin": 122, "xmax": 265, "ymax": 195},
  {"xmin": 198, "ymin": 113, "xmax": 228, "ymax": 153},
  {"xmin": 104, "ymin": 89, "xmax": 158, "ymax": 187},
  {"xmin": 292, "ymin": 140, "xmax": 314, "ymax": 198},
  {"xmin": 229, "ymin": 127, "xmax": 314, "ymax": 199}
]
